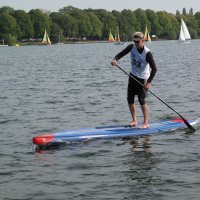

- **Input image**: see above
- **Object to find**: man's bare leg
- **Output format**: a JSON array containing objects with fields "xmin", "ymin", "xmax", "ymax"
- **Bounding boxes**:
[
  {"xmin": 128, "ymin": 103, "xmax": 138, "ymax": 126},
  {"xmin": 140, "ymin": 103, "xmax": 149, "ymax": 129}
]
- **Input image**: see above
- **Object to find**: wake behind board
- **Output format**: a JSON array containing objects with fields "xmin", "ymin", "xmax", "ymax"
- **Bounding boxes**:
[{"xmin": 32, "ymin": 118, "xmax": 198, "ymax": 146}]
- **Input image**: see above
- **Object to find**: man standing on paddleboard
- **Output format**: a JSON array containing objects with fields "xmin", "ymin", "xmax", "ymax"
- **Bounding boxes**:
[{"xmin": 111, "ymin": 32, "xmax": 157, "ymax": 129}]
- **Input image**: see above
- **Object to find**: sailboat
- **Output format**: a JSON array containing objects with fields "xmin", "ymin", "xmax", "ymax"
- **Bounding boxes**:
[
  {"xmin": 179, "ymin": 19, "xmax": 191, "ymax": 42},
  {"xmin": 108, "ymin": 30, "xmax": 115, "ymax": 43},
  {"xmin": 114, "ymin": 27, "xmax": 126, "ymax": 45},
  {"xmin": 42, "ymin": 29, "xmax": 51, "ymax": 45},
  {"xmin": 143, "ymin": 25, "xmax": 151, "ymax": 42}
]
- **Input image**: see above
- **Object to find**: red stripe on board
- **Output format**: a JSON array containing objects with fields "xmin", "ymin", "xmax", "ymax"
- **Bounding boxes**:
[
  {"xmin": 171, "ymin": 118, "xmax": 188, "ymax": 123},
  {"xmin": 32, "ymin": 134, "xmax": 54, "ymax": 145}
]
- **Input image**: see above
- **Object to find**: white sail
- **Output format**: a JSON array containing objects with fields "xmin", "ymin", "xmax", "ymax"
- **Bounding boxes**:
[
  {"xmin": 179, "ymin": 25, "xmax": 185, "ymax": 41},
  {"xmin": 179, "ymin": 19, "xmax": 191, "ymax": 41}
]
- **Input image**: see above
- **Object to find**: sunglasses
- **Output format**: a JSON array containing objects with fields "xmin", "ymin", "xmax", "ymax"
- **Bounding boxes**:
[{"xmin": 134, "ymin": 40, "xmax": 140, "ymax": 43}]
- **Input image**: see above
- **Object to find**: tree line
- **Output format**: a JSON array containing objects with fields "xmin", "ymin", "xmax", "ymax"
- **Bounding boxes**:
[{"xmin": 0, "ymin": 6, "xmax": 200, "ymax": 45}]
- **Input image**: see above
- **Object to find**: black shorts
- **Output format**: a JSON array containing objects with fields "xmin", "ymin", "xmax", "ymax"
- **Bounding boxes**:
[{"xmin": 127, "ymin": 73, "xmax": 147, "ymax": 104}]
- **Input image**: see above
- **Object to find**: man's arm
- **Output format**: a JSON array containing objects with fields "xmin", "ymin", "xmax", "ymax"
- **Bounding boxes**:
[
  {"xmin": 146, "ymin": 51, "xmax": 157, "ymax": 83},
  {"xmin": 111, "ymin": 44, "xmax": 133, "ymax": 66},
  {"xmin": 114, "ymin": 44, "xmax": 133, "ymax": 60}
]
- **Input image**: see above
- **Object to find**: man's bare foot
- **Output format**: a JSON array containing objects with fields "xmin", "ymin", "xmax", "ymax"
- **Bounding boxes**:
[
  {"xmin": 139, "ymin": 124, "xmax": 149, "ymax": 129},
  {"xmin": 129, "ymin": 120, "xmax": 138, "ymax": 127}
]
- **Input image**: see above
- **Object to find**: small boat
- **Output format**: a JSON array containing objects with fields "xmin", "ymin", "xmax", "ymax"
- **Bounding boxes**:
[
  {"xmin": 108, "ymin": 30, "xmax": 115, "ymax": 42},
  {"xmin": 42, "ymin": 29, "xmax": 51, "ymax": 45},
  {"xmin": 179, "ymin": 19, "xmax": 191, "ymax": 43},
  {"xmin": 114, "ymin": 27, "xmax": 126, "ymax": 45},
  {"xmin": 55, "ymin": 42, "xmax": 64, "ymax": 45},
  {"xmin": 143, "ymin": 25, "xmax": 151, "ymax": 42}
]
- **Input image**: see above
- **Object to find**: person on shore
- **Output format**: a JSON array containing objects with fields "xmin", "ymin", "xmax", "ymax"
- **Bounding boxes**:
[{"xmin": 111, "ymin": 32, "xmax": 157, "ymax": 129}]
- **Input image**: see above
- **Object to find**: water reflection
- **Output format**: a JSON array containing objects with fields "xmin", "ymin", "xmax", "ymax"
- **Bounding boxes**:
[
  {"xmin": 122, "ymin": 137, "xmax": 161, "ymax": 199},
  {"xmin": 130, "ymin": 136, "xmax": 151, "ymax": 153}
]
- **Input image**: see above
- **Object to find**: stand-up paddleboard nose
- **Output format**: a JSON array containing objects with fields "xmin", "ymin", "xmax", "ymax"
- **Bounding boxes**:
[{"xmin": 33, "ymin": 134, "xmax": 54, "ymax": 145}]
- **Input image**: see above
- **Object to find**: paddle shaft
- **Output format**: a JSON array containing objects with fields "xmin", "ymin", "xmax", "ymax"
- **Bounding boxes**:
[{"xmin": 115, "ymin": 64, "xmax": 195, "ymax": 132}]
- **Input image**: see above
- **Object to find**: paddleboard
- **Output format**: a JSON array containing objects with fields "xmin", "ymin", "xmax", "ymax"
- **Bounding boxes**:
[{"xmin": 32, "ymin": 118, "xmax": 197, "ymax": 146}]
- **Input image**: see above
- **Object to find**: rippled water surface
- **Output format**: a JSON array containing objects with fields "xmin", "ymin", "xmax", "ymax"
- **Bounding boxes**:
[{"xmin": 0, "ymin": 41, "xmax": 200, "ymax": 200}]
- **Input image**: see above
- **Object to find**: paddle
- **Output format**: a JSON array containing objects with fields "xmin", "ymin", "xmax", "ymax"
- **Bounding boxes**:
[{"xmin": 114, "ymin": 64, "xmax": 195, "ymax": 132}]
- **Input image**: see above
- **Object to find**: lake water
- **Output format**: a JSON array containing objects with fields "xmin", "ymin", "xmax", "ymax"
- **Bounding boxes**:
[{"xmin": 0, "ymin": 41, "xmax": 200, "ymax": 200}]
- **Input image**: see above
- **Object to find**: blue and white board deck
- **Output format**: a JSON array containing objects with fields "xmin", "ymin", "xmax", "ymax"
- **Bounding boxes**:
[{"xmin": 32, "ymin": 118, "xmax": 197, "ymax": 146}]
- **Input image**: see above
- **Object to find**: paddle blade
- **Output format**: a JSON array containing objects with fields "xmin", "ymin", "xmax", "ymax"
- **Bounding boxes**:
[{"xmin": 183, "ymin": 118, "xmax": 195, "ymax": 132}]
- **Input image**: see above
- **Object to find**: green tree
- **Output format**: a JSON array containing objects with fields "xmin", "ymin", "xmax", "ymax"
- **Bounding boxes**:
[
  {"xmin": 133, "ymin": 9, "xmax": 148, "ymax": 32},
  {"xmin": 4, "ymin": 34, "xmax": 16, "ymax": 45},
  {"xmin": 51, "ymin": 11, "xmax": 78, "ymax": 39},
  {"xmin": 86, "ymin": 11, "xmax": 102, "ymax": 39},
  {"xmin": 167, "ymin": 14, "xmax": 179, "ymax": 39},
  {"xmin": 176, "ymin": 10, "xmax": 181, "ymax": 16},
  {"xmin": 77, "ymin": 11, "xmax": 92, "ymax": 38},
  {"xmin": 29, "ymin": 9, "xmax": 51, "ymax": 40},
  {"xmin": 59, "ymin": 6, "xmax": 92, "ymax": 39},
  {"xmin": 194, "ymin": 12, "xmax": 200, "ymax": 36},
  {"xmin": 111, "ymin": 10, "xmax": 121, "ymax": 27},
  {"xmin": 0, "ymin": 5, "xmax": 200, "ymax": 42},
  {"xmin": 120, "ymin": 9, "xmax": 139, "ymax": 40},
  {"xmin": 182, "ymin": 8, "xmax": 187, "ymax": 15},
  {"xmin": 189, "ymin": 8, "xmax": 193, "ymax": 15},
  {"xmin": 93, "ymin": 9, "xmax": 116, "ymax": 39},
  {"xmin": 0, "ymin": 6, "xmax": 14, "ymax": 14},
  {"xmin": 13, "ymin": 10, "xmax": 34, "ymax": 39},
  {"xmin": 145, "ymin": 9, "xmax": 161, "ymax": 37},
  {"xmin": 0, "ymin": 12, "xmax": 19, "ymax": 42},
  {"xmin": 157, "ymin": 11, "xmax": 178, "ymax": 39},
  {"xmin": 50, "ymin": 22, "xmax": 63, "ymax": 42}
]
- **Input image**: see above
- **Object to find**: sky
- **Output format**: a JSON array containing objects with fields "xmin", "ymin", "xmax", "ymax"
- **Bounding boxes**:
[{"xmin": 0, "ymin": 0, "xmax": 199, "ymax": 14}]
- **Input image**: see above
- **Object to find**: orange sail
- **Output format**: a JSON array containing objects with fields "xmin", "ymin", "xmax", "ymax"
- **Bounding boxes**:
[
  {"xmin": 108, "ymin": 30, "xmax": 115, "ymax": 42},
  {"xmin": 144, "ymin": 25, "xmax": 151, "ymax": 42}
]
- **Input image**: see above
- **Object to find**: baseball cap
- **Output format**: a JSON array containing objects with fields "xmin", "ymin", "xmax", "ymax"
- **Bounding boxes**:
[{"xmin": 133, "ymin": 32, "xmax": 144, "ymax": 41}]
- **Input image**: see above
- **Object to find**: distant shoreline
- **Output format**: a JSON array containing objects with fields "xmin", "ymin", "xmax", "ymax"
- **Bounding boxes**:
[
  {"xmin": 15, "ymin": 40, "xmax": 109, "ymax": 46},
  {"xmin": 3, "ymin": 38, "xmax": 191, "ymax": 46}
]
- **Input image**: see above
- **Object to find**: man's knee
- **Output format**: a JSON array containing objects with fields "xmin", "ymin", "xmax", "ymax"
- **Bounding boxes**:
[{"xmin": 138, "ymin": 97, "xmax": 146, "ymax": 105}]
